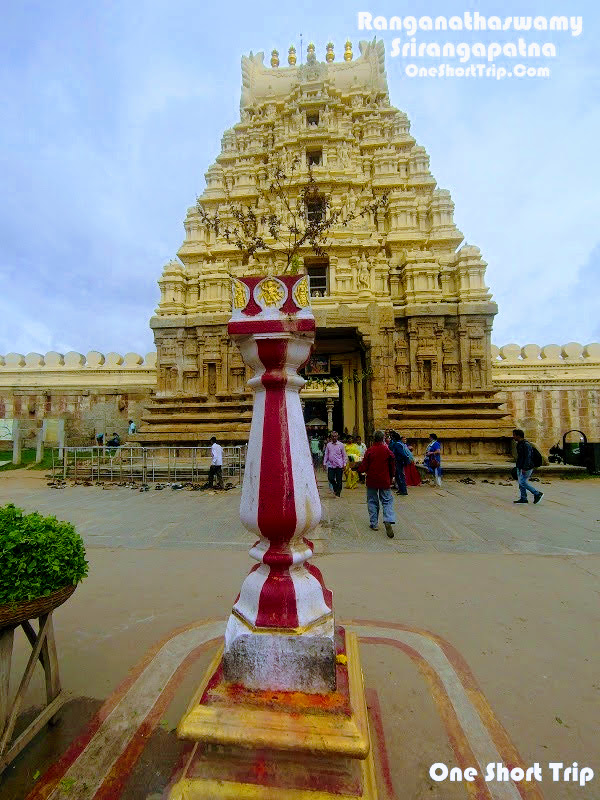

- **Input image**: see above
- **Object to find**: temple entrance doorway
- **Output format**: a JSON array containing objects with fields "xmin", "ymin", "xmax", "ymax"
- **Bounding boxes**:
[{"xmin": 301, "ymin": 327, "xmax": 368, "ymax": 439}]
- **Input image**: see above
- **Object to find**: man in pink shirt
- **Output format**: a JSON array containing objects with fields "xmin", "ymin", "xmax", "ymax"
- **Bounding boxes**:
[{"xmin": 323, "ymin": 431, "xmax": 347, "ymax": 497}]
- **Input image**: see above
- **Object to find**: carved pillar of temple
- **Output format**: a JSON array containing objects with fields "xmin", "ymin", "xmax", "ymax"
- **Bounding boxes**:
[
  {"xmin": 483, "ymin": 318, "xmax": 495, "ymax": 390},
  {"xmin": 175, "ymin": 334, "xmax": 185, "ymax": 395},
  {"xmin": 434, "ymin": 320, "xmax": 444, "ymax": 391},
  {"xmin": 326, "ymin": 398, "xmax": 334, "ymax": 431},
  {"xmin": 223, "ymin": 274, "xmax": 335, "ymax": 693},
  {"xmin": 458, "ymin": 322, "xmax": 471, "ymax": 391},
  {"xmin": 408, "ymin": 320, "xmax": 420, "ymax": 392}
]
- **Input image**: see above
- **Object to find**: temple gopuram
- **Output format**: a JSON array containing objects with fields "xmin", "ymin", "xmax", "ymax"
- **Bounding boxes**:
[
  {"xmin": 1, "ymin": 42, "xmax": 599, "ymax": 457},
  {"xmin": 138, "ymin": 39, "xmax": 515, "ymax": 456}
]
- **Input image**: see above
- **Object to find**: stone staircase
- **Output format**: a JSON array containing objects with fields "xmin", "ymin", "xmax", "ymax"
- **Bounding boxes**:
[
  {"xmin": 386, "ymin": 391, "xmax": 514, "ymax": 458},
  {"xmin": 137, "ymin": 394, "xmax": 253, "ymax": 445}
]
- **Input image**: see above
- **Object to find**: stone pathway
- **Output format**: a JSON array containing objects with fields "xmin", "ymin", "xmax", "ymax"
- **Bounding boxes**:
[
  {"xmin": 0, "ymin": 471, "xmax": 598, "ymax": 555},
  {"xmin": 19, "ymin": 620, "xmax": 546, "ymax": 800},
  {"xmin": 1, "ymin": 471, "xmax": 598, "ymax": 800}
]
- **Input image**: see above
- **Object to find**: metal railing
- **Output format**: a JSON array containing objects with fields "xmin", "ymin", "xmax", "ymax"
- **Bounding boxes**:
[{"xmin": 51, "ymin": 446, "xmax": 244, "ymax": 484}]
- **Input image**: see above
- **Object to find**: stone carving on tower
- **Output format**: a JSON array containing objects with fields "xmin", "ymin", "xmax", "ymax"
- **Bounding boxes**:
[{"xmin": 141, "ymin": 39, "xmax": 512, "ymax": 457}]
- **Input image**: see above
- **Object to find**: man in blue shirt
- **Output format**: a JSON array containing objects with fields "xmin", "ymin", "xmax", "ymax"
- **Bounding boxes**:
[{"xmin": 387, "ymin": 431, "xmax": 411, "ymax": 495}]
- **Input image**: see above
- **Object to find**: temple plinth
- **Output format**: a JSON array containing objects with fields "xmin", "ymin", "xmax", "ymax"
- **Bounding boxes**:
[{"xmin": 170, "ymin": 274, "xmax": 377, "ymax": 798}]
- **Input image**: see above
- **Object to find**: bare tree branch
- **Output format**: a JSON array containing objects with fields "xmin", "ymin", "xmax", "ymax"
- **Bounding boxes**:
[{"xmin": 197, "ymin": 157, "xmax": 388, "ymax": 273}]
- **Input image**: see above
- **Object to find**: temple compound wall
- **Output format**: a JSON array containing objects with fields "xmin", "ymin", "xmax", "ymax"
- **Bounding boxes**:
[
  {"xmin": 492, "ymin": 343, "xmax": 600, "ymax": 454},
  {"xmin": 0, "ymin": 351, "xmax": 155, "ymax": 448},
  {"xmin": 1, "ymin": 344, "xmax": 598, "ymax": 457}
]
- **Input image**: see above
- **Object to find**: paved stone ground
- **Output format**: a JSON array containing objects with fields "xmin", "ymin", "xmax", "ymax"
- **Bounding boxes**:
[
  {"xmin": 1, "ymin": 470, "xmax": 599, "ymax": 800},
  {"xmin": 0, "ymin": 471, "xmax": 598, "ymax": 555}
]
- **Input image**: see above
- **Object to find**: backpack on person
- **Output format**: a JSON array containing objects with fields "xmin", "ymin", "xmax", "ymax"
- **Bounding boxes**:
[{"xmin": 530, "ymin": 444, "xmax": 543, "ymax": 469}]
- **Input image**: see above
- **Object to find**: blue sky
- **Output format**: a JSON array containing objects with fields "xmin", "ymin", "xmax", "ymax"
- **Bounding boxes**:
[{"xmin": 1, "ymin": 0, "xmax": 598, "ymax": 355}]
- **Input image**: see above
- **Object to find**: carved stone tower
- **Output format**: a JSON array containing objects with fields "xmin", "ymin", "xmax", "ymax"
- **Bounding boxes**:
[{"xmin": 140, "ymin": 39, "xmax": 512, "ymax": 458}]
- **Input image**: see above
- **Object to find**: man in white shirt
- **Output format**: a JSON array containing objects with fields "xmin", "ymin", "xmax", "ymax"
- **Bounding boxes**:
[
  {"xmin": 355, "ymin": 435, "xmax": 367, "ymax": 459},
  {"xmin": 208, "ymin": 436, "xmax": 224, "ymax": 489}
]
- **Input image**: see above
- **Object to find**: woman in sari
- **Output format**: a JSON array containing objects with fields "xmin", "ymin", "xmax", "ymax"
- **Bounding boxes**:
[
  {"xmin": 344, "ymin": 440, "xmax": 361, "ymax": 489},
  {"xmin": 402, "ymin": 437, "xmax": 422, "ymax": 487},
  {"xmin": 424, "ymin": 433, "xmax": 442, "ymax": 487}
]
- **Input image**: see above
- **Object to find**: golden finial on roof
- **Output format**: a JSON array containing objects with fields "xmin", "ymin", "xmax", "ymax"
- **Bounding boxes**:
[
  {"xmin": 307, "ymin": 42, "xmax": 316, "ymax": 65},
  {"xmin": 326, "ymin": 42, "xmax": 334, "ymax": 63},
  {"xmin": 288, "ymin": 45, "xmax": 296, "ymax": 66},
  {"xmin": 344, "ymin": 40, "xmax": 353, "ymax": 61},
  {"xmin": 271, "ymin": 49, "xmax": 279, "ymax": 68}
]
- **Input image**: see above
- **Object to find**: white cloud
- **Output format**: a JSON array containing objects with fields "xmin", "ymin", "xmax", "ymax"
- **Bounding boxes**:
[
  {"xmin": 0, "ymin": 0, "xmax": 598, "ymax": 356},
  {"xmin": 390, "ymin": 46, "xmax": 600, "ymax": 344}
]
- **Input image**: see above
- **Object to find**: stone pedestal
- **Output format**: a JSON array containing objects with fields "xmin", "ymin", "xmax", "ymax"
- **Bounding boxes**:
[
  {"xmin": 171, "ymin": 629, "xmax": 376, "ymax": 800},
  {"xmin": 170, "ymin": 275, "xmax": 377, "ymax": 799}
]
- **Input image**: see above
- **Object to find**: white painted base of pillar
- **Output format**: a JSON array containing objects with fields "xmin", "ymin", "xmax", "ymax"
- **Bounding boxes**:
[{"xmin": 223, "ymin": 612, "xmax": 336, "ymax": 692}]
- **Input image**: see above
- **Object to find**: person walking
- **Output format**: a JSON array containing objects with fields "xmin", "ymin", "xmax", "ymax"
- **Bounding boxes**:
[
  {"xmin": 387, "ymin": 431, "xmax": 411, "ymax": 495},
  {"xmin": 128, "ymin": 419, "xmax": 137, "ymax": 435},
  {"xmin": 356, "ymin": 430, "xmax": 396, "ymax": 537},
  {"xmin": 344, "ymin": 439, "xmax": 361, "ymax": 489},
  {"xmin": 324, "ymin": 433, "xmax": 334, "ymax": 493},
  {"xmin": 424, "ymin": 433, "xmax": 442, "ymax": 487},
  {"xmin": 323, "ymin": 431, "xmax": 347, "ymax": 497},
  {"xmin": 309, "ymin": 435, "xmax": 322, "ymax": 469},
  {"xmin": 208, "ymin": 436, "xmax": 224, "ymax": 489},
  {"xmin": 512, "ymin": 429, "xmax": 544, "ymax": 504}
]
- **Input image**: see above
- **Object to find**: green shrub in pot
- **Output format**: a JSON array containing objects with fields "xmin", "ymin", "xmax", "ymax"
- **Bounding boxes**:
[{"xmin": 0, "ymin": 503, "xmax": 88, "ymax": 605}]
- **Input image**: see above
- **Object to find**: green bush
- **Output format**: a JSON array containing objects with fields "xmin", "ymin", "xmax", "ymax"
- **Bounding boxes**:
[{"xmin": 0, "ymin": 504, "xmax": 88, "ymax": 605}]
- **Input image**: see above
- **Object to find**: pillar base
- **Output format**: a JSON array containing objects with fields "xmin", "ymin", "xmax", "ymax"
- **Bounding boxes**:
[
  {"xmin": 223, "ymin": 608, "xmax": 336, "ymax": 693},
  {"xmin": 170, "ymin": 628, "xmax": 378, "ymax": 799}
]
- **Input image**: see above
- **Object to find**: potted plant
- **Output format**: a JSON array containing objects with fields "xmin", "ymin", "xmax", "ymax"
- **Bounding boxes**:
[{"xmin": 0, "ymin": 503, "xmax": 88, "ymax": 627}]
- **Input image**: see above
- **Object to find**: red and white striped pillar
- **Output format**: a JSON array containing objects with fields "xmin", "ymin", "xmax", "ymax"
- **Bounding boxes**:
[{"xmin": 224, "ymin": 275, "xmax": 335, "ymax": 692}]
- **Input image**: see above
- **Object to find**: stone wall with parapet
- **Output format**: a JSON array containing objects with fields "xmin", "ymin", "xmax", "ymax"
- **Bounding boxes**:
[
  {"xmin": 491, "ymin": 342, "xmax": 600, "ymax": 454},
  {"xmin": 491, "ymin": 342, "xmax": 600, "ymax": 378},
  {"xmin": 1, "ymin": 344, "xmax": 599, "ymax": 454},
  {"xmin": 0, "ymin": 351, "xmax": 157, "ymax": 386},
  {"xmin": 0, "ymin": 351, "xmax": 157, "ymax": 446}
]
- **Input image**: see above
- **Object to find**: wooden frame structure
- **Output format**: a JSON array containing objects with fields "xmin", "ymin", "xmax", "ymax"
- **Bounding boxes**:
[{"xmin": 0, "ymin": 612, "xmax": 68, "ymax": 773}]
